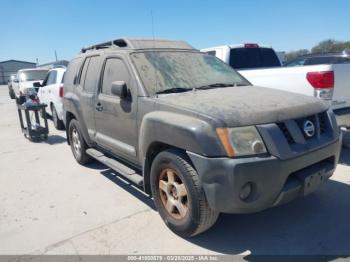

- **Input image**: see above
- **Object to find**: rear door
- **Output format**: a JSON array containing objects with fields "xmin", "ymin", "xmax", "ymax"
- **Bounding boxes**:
[
  {"xmin": 39, "ymin": 70, "xmax": 56, "ymax": 108},
  {"xmin": 46, "ymin": 70, "xmax": 58, "ymax": 110},
  {"xmin": 94, "ymin": 56, "xmax": 138, "ymax": 163},
  {"xmin": 77, "ymin": 56, "xmax": 102, "ymax": 138}
]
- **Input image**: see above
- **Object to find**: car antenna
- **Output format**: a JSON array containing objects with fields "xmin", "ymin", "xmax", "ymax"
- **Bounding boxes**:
[{"xmin": 151, "ymin": 10, "xmax": 159, "ymax": 97}]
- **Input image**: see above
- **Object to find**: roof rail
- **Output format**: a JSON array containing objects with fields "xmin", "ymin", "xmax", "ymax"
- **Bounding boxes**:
[
  {"xmin": 81, "ymin": 39, "xmax": 129, "ymax": 53},
  {"xmin": 80, "ymin": 38, "xmax": 195, "ymax": 53}
]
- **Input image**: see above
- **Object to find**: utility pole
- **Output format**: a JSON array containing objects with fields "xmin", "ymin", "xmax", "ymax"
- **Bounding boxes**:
[{"xmin": 54, "ymin": 50, "xmax": 58, "ymax": 62}]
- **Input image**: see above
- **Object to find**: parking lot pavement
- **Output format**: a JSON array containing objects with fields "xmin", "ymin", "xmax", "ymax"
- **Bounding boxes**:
[{"xmin": 0, "ymin": 85, "xmax": 349, "ymax": 257}]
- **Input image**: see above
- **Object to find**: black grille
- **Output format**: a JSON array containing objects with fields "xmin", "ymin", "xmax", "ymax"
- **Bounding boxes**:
[
  {"xmin": 318, "ymin": 113, "xmax": 327, "ymax": 134},
  {"xmin": 277, "ymin": 112, "xmax": 329, "ymax": 145},
  {"xmin": 277, "ymin": 122, "xmax": 295, "ymax": 144}
]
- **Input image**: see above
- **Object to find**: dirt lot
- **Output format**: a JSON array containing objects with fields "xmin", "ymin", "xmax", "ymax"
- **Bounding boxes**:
[{"xmin": 0, "ymin": 85, "xmax": 350, "ymax": 257}]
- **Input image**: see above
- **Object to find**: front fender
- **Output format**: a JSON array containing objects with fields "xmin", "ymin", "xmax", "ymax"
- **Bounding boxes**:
[{"xmin": 139, "ymin": 111, "xmax": 225, "ymax": 161}]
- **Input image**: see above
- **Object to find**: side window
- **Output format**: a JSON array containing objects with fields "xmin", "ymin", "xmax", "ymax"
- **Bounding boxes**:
[
  {"xmin": 84, "ymin": 56, "xmax": 101, "ymax": 93},
  {"xmin": 64, "ymin": 58, "xmax": 83, "ymax": 86},
  {"xmin": 336, "ymin": 57, "xmax": 350, "ymax": 64},
  {"xmin": 47, "ymin": 70, "xmax": 57, "ymax": 85},
  {"xmin": 285, "ymin": 58, "xmax": 305, "ymax": 67},
  {"xmin": 46, "ymin": 71, "xmax": 57, "ymax": 85},
  {"xmin": 79, "ymin": 58, "xmax": 90, "ymax": 86},
  {"xmin": 101, "ymin": 58, "xmax": 130, "ymax": 96}
]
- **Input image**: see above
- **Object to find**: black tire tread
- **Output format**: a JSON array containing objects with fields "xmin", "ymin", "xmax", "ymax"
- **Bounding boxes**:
[
  {"xmin": 173, "ymin": 151, "xmax": 219, "ymax": 236},
  {"xmin": 152, "ymin": 149, "xmax": 219, "ymax": 237},
  {"xmin": 68, "ymin": 119, "xmax": 92, "ymax": 165}
]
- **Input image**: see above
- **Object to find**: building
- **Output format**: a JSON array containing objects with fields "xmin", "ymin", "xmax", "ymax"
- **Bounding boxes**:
[
  {"xmin": 0, "ymin": 60, "xmax": 36, "ymax": 85},
  {"xmin": 37, "ymin": 60, "xmax": 69, "ymax": 69}
]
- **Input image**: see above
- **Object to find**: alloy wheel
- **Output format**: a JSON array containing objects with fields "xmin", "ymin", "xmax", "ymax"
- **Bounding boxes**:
[{"xmin": 159, "ymin": 168, "xmax": 189, "ymax": 220}]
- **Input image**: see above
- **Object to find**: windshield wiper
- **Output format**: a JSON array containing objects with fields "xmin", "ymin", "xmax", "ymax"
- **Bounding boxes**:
[
  {"xmin": 196, "ymin": 83, "xmax": 233, "ymax": 90},
  {"xmin": 196, "ymin": 83, "xmax": 247, "ymax": 90},
  {"xmin": 155, "ymin": 87, "xmax": 192, "ymax": 94}
]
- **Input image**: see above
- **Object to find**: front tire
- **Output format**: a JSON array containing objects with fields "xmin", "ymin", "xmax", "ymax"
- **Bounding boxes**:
[
  {"xmin": 68, "ymin": 119, "xmax": 92, "ymax": 165},
  {"xmin": 150, "ymin": 149, "xmax": 219, "ymax": 237}
]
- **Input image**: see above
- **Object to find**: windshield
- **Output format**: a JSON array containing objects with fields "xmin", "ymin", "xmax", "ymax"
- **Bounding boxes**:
[
  {"xmin": 19, "ymin": 70, "xmax": 48, "ymax": 82},
  {"xmin": 229, "ymin": 48, "xmax": 281, "ymax": 69},
  {"xmin": 130, "ymin": 51, "xmax": 250, "ymax": 94}
]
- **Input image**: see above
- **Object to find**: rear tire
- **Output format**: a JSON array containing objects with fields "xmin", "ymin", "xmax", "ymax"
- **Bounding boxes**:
[
  {"xmin": 9, "ymin": 88, "xmax": 16, "ymax": 99},
  {"xmin": 150, "ymin": 149, "xmax": 219, "ymax": 237},
  {"xmin": 51, "ymin": 104, "xmax": 65, "ymax": 130},
  {"xmin": 68, "ymin": 119, "xmax": 92, "ymax": 165}
]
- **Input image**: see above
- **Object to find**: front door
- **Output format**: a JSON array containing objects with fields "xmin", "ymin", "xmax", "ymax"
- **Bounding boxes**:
[{"xmin": 94, "ymin": 56, "xmax": 138, "ymax": 163}]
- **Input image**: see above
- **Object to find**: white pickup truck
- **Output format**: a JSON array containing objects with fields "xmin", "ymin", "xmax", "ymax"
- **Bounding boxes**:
[{"xmin": 201, "ymin": 44, "xmax": 350, "ymax": 127}]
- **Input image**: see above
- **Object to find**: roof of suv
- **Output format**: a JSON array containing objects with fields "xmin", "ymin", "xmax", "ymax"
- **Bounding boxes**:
[
  {"xmin": 80, "ymin": 38, "xmax": 195, "ymax": 53},
  {"xmin": 18, "ymin": 68, "xmax": 48, "ymax": 72},
  {"xmin": 296, "ymin": 49, "xmax": 350, "ymax": 59},
  {"xmin": 201, "ymin": 44, "xmax": 273, "ymax": 51}
]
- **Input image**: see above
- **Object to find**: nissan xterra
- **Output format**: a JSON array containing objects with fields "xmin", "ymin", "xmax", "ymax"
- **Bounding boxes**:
[{"xmin": 63, "ymin": 38, "xmax": 342, "ymax": 237}]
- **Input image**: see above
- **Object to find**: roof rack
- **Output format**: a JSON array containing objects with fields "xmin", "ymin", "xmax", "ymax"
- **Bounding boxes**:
[
  {"xmin": 80, "ymin": 38, "xmax": 194, "ymax": 53},
  {"xmin": 81, "ymin": 39, "xmax": 128, "ymax": 53}
]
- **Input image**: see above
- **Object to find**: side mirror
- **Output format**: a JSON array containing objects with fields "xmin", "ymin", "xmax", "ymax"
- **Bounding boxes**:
[
  {"xmin": 33, "ymin": 82, "xmax": 42, "ymax": 88},
  {"xmin": 111, "ymin": 81, "xmax": 128, "ymax": 98}
]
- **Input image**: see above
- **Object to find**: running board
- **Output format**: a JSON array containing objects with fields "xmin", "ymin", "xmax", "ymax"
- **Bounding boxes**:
[{"xmin": 86, "ymin": 148, "xmax": 143, "ymax": 186}]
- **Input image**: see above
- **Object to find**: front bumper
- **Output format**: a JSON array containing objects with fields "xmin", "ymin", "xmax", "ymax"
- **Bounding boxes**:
[{"xmin": 187, "ymin": 137, "xmax": 342, "ymax": 214}]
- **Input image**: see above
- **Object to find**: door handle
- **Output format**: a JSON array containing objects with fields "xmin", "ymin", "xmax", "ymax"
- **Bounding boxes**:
[{"xmin": 96, "ymin": 102, "xmax": 103, "ymax": 111}]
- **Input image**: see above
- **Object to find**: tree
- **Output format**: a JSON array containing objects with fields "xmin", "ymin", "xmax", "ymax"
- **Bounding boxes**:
[
  {"xmin": 284, "ymin": 39, "xmax": 350, "ymax": 63},
  {"xmin": 285, "ymin": 49, "xmax": 309, "ymax": 62},
  {"xmin": 311, "ymin": 39, "xmax": 348, "ymax": 53}
]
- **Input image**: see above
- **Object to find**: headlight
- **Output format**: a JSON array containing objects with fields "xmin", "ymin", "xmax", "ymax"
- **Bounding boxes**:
[{"xmin": 216, "ymin": 126, "xmax": 267, "ymax": 157}]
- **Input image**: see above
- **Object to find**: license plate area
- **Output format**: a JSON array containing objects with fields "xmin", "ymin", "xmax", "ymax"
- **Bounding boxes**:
[
  {"xmin": 291, "ymin": 157, "xmax": 334, "ymax": 196},
  {"xmin": 302, "ymin": 171, "xmax": 327, "ymax": 195}
]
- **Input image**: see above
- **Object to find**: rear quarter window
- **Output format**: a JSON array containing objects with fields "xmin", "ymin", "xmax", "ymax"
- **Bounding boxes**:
[
  {"xmin": 83, "ymin": 56, "xmax": 102, "ymax": 93},
  {"xmin": 64, "ymin": 58, "xmax": 83, "ymax": 86},
  {"xmin": 229, "ymin": 47, "xmax": 281, "ymax": 69}
]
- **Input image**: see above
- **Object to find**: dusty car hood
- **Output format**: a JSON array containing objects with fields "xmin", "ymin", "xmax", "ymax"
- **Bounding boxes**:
[{"xmin": 156, "ymin": 86, "xmax": 329, "ymax": 126}]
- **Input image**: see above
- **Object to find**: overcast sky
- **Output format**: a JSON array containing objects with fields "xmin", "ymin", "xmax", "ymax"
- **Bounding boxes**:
[{"xmin": 1, "ymin": 0, "xmax": 349, "ymax": 63}]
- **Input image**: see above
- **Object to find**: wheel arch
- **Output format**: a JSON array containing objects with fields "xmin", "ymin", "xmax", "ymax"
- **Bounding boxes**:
[
  {"xmin": 143, "ymin": 142, "xmax": 193, "ymax": 195},
  {"xmin": 65, "ymin": 111, "xmax": 76, "ymax": 145}
]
